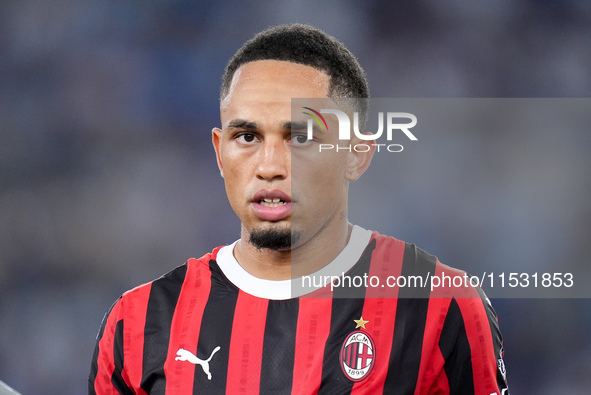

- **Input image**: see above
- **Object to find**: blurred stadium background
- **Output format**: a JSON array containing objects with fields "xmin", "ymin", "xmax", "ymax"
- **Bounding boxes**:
[{"xmin": 1, "ymin": 1, "xmax": 590, "ymax": 393}]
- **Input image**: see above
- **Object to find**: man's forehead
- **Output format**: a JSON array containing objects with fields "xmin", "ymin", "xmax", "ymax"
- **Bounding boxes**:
[
  {"xmin": 237, "ymin": 59, "xmax": 327, "ymax": 76},
  {"xmin": 220, "ymin": 60, "xmax": 331, "ymax": 110}
]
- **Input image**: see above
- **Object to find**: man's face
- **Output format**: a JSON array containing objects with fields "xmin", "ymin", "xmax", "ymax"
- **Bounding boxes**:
[{"xmin": 213, "ymin": 60, "xmax": 354, "ymax": 251}]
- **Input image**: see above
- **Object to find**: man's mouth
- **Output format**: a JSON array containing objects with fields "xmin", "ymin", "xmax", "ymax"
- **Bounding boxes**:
[
  {"xmin": 259, "ymin": 198, "xmax": 287, "ymax": 208},
  {"xmin": 251, "ymin": 190, "xmax": 292, "ymax": 221}
]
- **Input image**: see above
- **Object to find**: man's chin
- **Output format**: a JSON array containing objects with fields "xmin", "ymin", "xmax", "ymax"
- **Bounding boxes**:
[{"xmin": 248, "ymin": 226, "xmax": 301, "ymax": 251}]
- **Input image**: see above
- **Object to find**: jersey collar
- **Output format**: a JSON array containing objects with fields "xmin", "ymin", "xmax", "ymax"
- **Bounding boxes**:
[{"xmin": 215, "ymin": 225, "xmax": 372, "ymax": 300}]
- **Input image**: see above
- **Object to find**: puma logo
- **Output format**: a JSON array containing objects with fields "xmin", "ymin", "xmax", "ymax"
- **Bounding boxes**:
[{"xmin": 175, "ymin": 346, "xmax": 221, "ymax": 380}]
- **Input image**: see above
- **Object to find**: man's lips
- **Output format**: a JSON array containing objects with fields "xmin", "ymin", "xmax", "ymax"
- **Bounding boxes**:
[
  {"xmin": 252, "ymin": 189, "xmax": 291, "ymax": 203},
  {"xmin": 251, "ymin": 189, "xmax": 292, "ymax": 221}
]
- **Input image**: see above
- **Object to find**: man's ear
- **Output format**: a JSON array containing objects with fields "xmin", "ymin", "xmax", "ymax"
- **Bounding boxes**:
[
  {"xmin": 345, "ymin": 137, "xmax": 376, "ymax": 181},
  {"xmin": 212, "ymin": 128, "xmax": 224, "ymax": 178}
]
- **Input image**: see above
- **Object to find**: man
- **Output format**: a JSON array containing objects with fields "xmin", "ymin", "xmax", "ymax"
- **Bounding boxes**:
[{"xmin": 90, "ymin": 24, "xmax": 509, "ymax": 394}]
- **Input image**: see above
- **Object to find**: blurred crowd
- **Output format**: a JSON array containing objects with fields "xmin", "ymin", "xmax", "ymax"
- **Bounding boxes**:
[{"xmin": 1, "ymin": 1, "xmax": 590, "ymax": 393}]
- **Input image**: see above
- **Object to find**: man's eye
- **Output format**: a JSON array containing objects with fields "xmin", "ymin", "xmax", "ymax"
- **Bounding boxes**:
[
  {"xmin": 237, "ymin": 133, "xmax": 257, "ymax": 143},
  {"xmin": 292, "ymin": 134, "xmax": 311, "ymax": 146}
]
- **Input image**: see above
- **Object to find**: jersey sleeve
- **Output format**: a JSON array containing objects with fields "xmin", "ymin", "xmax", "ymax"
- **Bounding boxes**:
[
  {"xmin": 88, "ymin": 296, "xmax": 136, "ymax": 395},
  {"xmin": 88, "ymin": 259, "xmax": 197, "ymax": 395},
  {"xmin": 441, "ymin": 289, "xmax": 509, "ymax": 395},
  {"xmin": 89, "ymin": 280, "xmax": 155, "ymax": 395}
]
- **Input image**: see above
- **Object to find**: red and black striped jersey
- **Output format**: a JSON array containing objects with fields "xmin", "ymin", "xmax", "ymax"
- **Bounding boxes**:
[{"xmin": 89, "ymin": 226, "xmax": 509, "ymax": 394}]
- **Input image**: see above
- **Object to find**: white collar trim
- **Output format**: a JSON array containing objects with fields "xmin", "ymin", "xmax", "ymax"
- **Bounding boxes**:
[{"xmin": 215, "ymin": 225, "xmax": 372, "ymax": 300}]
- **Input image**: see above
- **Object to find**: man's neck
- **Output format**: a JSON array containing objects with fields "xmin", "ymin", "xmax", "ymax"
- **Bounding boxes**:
[{"xmin": 233, "ymin": 222, "xmax": 353, "ymax": 281}]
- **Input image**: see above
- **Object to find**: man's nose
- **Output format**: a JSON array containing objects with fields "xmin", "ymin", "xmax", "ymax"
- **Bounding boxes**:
[{"xmin": 255, "ymin": 139, "xmax": 289, "ymax": 181}]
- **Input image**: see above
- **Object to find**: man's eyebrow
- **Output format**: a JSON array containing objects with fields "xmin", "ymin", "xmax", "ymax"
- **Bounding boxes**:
[
  {"xmin": 285, "ymin": 121, "xmax": 324, "ymax": 134},
  {"xmin": 286, "ymin": 121, "xmax": 307, "ymax": 131},
  {"xmin": 227, "ymin": 119, "xmax": 258, "ymax": 130},
  {"xmin": 227, "ymin": 120, "xmax": 322, "ymax": 133}
]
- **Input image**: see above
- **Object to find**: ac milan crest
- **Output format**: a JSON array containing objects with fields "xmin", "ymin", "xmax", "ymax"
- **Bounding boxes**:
[{"xmin": 340, "ymin": 329, "xmax": 375, "ymax": 382}]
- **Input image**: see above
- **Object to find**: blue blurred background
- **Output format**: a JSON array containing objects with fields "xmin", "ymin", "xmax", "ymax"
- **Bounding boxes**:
[{"xmin": 1, "ymin": 1, "xmax": 590, "ymax": 393}]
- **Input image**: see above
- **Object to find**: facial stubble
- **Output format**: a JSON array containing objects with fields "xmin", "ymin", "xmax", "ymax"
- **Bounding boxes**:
[{"xmin": 248, "ymin": 226, "xmax": 301, "ymax": 251}]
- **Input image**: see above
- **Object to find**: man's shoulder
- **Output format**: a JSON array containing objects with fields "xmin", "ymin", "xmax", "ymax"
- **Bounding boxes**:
[
  {"xmin": 370, "ymin": 231, "xmax": 437, "ymax": 266},
  {"xmin": 370, "ymin": 230, "xmax": 466, "ymax": 274},
  {"xmin": 119, "ymin": 246, "xmax": 224, "ymax": 302},
  {"xmin": 368, "ymin": 230, "xmax": 483, "ymax": 301}
]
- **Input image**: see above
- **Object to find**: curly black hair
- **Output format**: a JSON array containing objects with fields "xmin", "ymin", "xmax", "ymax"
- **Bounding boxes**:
[{"xmin": 220, "ymin": 24, "xmax": 369, "ymax": 101}]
